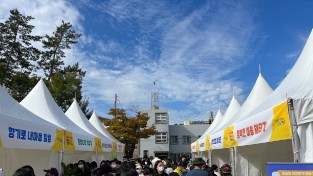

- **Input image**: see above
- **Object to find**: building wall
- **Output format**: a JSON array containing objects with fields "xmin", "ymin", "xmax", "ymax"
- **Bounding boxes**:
[
  {"xmin": 139, "ymin": 109, "xmax": 169, "ymax": 158},
  {"xmin": 169, "ymin": 124, "xmax": 209, "ymax": 161}
]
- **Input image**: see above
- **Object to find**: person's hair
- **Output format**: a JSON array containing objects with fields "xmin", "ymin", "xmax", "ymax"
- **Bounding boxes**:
[
  {"xmin": 91, "ymin": 161, "xmax": 98, "ymax": 169},
  {"xmin": 176, "ymin": 161, "xmax": 187, "ymax": 169},
  {"xmin": 142, "ymin": 167, "xmax": 153, "ymax": 176},
  {"xmin": 211, "ymin": 164, "xmax": 218, "ymax": 171},
  {"xmin": 169, "ymin": 172, "xmax": 179, "ymax": 176},
  {"xmin": 78, "ymin": 160, "xmax": 86, "ymax": 165},
  {"xmin": 21, "ymin": 165, "xmax": 35, "ymax": 176},
  {"xmin": 120, "ymin": 168, "xmax": 138, "ymax": 176},
  {"xmin": 13, "ymin": 168, "xmax": 34, "ymax": 176},
  {"xmin": 153, "ymin": 160, "xmax": 163, "ymax": 171}
]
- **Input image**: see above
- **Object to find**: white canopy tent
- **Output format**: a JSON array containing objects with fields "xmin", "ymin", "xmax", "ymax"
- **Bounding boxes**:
[
  {"xmin": 65, "ymin": 99, "xmax": 113, "ymax": 161},
  {"xmin": 208, "ymin": 96, "xmax": 241, "ymax": 166},
  {"xmin": 21, "ymin": 80, "xmax": 99, "ymax": 164},
  {"xmin": 208, "ymin": 73, "xmax": 275, "ymax": 175},
  {"xmin": 227, "ymin": 29, "xmax": 313, "ymax": 175},
  {"xmin": 191, "ymin": 96, "xmax": 241, "ymax": 167},
  {"xmin": 200, "ymin": 29, "xmax": 313, "ymax": 175},
  {"xmin": 0, "ymin": 86, "xmax": 63, "ymax": 175},
  {"xmin": 191, "ymin": 109, "xmax": 223, "ymax": 152},
  {"xmin": 89, "ymin": 111, "xmax": 125, "ymax": 160}
]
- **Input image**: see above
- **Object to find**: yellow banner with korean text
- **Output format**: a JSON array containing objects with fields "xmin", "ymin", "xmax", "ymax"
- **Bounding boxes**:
[
  {"xmin": 229, "ymin": 101, "xmax": 292, "ymax": 148},
  {"xmin": 112, "ymin": 142, "xmax": 117, "ymax": 152},
  {"xmin": 50, "ymin": 129, "xmax": 64, "ymax": 150},
  {"xmin": 94, "ymin": 137, "xmax": 103, "ymax": 152},
  {"xmin": 195, "ymin": 141, "xmax": 200, "ymax": 152},
  {"xmin": 270, "ymin": 101, "xmax": 292, "ymax": 141},
  {"xmin": 64, "ymin": 131, "xmax": 76, "ymax": 150},
  {"xmin": 205, "ymin": 136, "xmax": 211, "ymax": 150}
]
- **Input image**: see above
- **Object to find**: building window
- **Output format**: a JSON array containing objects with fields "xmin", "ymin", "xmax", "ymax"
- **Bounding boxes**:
[
  {"xmin": 182, "ymin": 136, "xmax": 191, "ymax": 145},
  {"xmin": 155, "ymin": 113, "xmax": 167, "ymax": 124},
  {"xmin": 144, "ymin": 150, "xmax": 149, "ymax": 157},
  {"xmin": 156, "ymin": 132, "xmax": 168, "ymax": 144},
  {"xmin": 170, "ymin": 136, "xmax": 178, "ymax": 145}
]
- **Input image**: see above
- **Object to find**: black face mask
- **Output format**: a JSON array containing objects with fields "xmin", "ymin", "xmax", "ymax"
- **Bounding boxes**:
[{"xmin": 45, "ymin": 175, "xmax": 49, "ymax": 176}]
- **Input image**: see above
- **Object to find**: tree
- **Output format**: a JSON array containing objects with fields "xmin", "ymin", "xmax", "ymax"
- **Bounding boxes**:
[
  {"xmin": 46, "ymin": 63, "xmax": 90, "ymax": 116},
  {"xmin": 38, "ymin": 21, "xmax": 81, "ymax": 81},
  {"xmin": 104, "ymin": 108, "xmax": 157, "ymax": 158},
  {"xmin": 0, "ymin": 9, "xmax": 41, "ymax": 86}
]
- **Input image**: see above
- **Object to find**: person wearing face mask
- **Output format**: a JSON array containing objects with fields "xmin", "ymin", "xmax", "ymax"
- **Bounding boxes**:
[
  {"xmin": 77, "ymin": 160, "xmax": 91, "ymax": 176},
  {"xmin": 173, "ymin": 162, "xmax": 188, "ymax": 176},
  {"xmin": 136, "ymin": 164, "xmax": 144, "ymax": 176},
  {"xmin": 153, "ymin": 160, "xmax": 168, "ymax": 176}
]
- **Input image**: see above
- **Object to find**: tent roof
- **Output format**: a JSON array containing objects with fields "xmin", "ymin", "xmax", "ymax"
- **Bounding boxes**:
[
  {"xmin": 65, "ymin": 99, "xmax": 111, "ymax": 144},
  {"xmin": 20, "ymin": 79, "xmax": 94, "ymax": 136},
  {"xmin": 0, "ymin": 86, "xmax": 58, "ymax": 128},
  {"xmin": 248, "ymin": 29, "xmax": 313, "ymax": 118},
  {"xmin": 89, "ymin": 111, "xmax": 123, "ymax": 144},
  {"xmin": 196, "ymin": 109, "xmax": 223, "ymax": 142},
  {"xmin": 224, "ymin": 73, "xmax": 273, "ymax": 127},
  {"xmin": 210, "ymin": 96, "xmax": 241, "ymax": 134}
]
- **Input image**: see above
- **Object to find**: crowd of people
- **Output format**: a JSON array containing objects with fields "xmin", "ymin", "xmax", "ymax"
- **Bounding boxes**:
[{"xmin": 12, "ymin": 156, "xmax": 232, "ymax": 176}]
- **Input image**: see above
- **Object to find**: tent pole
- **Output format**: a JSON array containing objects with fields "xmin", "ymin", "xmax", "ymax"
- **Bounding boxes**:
[
  {"xmin": 287, "ymin": 98, "xmax": 301, "ymax": 163},
  {"xmin": 59, "ymin": 130, "xmax": 65, "ymax": 176},
  {"xmin": 208, "ymin": 149, "xmax": 212, "ymax": 166},
  {"xmin": 230, "ymin": 147, "xmax": 235, "ymax": 176}
]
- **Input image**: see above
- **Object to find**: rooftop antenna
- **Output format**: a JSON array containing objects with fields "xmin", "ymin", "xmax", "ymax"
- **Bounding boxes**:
[{"xmin": 151, "ymin": 80, "xmax": 159, "ymax": 110}]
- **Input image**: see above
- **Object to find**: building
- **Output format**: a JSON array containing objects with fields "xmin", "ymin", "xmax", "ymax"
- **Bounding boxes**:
[
  {"xmin": 169, "ymin": 122, "xmax": 209, "ymax": 161},
  {"xmin": 136, "ymin": 82, "xmax": 210, "ymax": 160}
]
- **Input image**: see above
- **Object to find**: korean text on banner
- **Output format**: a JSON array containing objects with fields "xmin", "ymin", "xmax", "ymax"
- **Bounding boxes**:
[
  {"xmin": 232, "ymin": 101, "xmax": 292, "ymax": 147},
  {"xmin": 50, "ymin": 129, "xmax": 64, "ymax": 150},
  {"xmin": 64, "ymin": 131, "xmax": 76, "ymax": 150}
]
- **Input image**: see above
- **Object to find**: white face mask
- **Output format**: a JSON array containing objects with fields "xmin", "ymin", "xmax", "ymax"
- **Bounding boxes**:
[
  {"xmin": 78, "ymin": 164, "xmax": 84, "ymax": 169},
  {"xmin": 158, "ymin": 166, "xmax": 165, "ymax": 172},
  {"xmin": 136, "ymin": 169, "xmax": 142, "ymax": 174},
  {"xmin": 111, "ymin": 164, "xmax": 117, "ymax": 168}
]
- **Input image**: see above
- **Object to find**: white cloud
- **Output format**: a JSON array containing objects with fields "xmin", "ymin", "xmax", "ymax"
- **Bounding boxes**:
[{"xmin": 1, "ymin": 0, "xmax": 258, "ymax": 124}]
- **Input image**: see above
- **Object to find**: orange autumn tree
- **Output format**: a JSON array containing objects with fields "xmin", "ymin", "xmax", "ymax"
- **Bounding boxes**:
[{"xmin": 104, "ymin": 108, "xmax": 157, "ymax": 157}]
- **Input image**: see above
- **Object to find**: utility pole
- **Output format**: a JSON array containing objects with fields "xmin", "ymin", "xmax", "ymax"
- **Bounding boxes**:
[{"xmin": 114, "ymin": 94, "xmax": 118, "ymax": 118}]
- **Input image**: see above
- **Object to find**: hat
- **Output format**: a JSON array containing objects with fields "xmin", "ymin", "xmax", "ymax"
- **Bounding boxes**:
[
  {"xmin": 151, "ymin": 157, "xmax": 161, "ymax": 168},
  {"xmin": 220, "ymin": 164, "xmax": 232, "ymax": 173},
  {"xmin": 135, "ymin": 163, "xmax": 142, "ymax": 169},
  {"xmin": 192, "ymin": 158, "xmax": 205, "ymax": 165},
  {"xmin": 44, "ymin": 168, "xmax": 59, "ymax": 176}
]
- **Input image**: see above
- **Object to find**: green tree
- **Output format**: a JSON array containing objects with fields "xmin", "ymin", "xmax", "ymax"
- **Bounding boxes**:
[
  {"xmin": 38, "ymin": 21, "xmax": 81, "ymax": 81},
  {"xmin": 0, "ymin": 9, "xmax": 41, "ymax": 86},
  {"xmin": 104, "ymin": 108, "xmax": 157, "ymax": 158},
  {"xmin": 46, "ymin": 63, "xmax": 90, "ymax": 116}
]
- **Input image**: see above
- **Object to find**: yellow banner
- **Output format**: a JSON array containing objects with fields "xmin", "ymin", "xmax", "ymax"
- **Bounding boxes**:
[
  {"xmin": 112, "ymin": 142, "xmax": 117, "ymax": 152},
  {"xmin": 270, "ymin": 101, "xmax": 292, "ymax": 141},
  {"xmin": 279, "ymin": 170, "xmax": 313, "ymax": 176},
  {"xmin": 64, "ymin": 131, "xmax": 76, "ymax": 150},
  {"xmin": 223, "ymin": 128, "xmax": 230, "ymax": 148},
  {"xmin": 229, "ymin": 126, "xmax": 238, "ymax": 147},
  {"xmin": 94, "ymin": 137, "xmax": 103, "ymax": 152},
  {"xmin": 196, "ymin": 141, "xmax": 199, "ymax": 152},
  {"xmin": 205, "ymin": 136, "xmax": 211, "ymax": 150},
  {"xmin": 0, "ymin": 137, "xmax": 3, "ymax": 148},
  {"xmin": 50, "ymin": 129, "xmax": 64, "ymax": 150}
]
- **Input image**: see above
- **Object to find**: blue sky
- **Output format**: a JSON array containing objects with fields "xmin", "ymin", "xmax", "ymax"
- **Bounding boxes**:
[{"xmin": 1, "ymin": 0, "xmax": 313, "ymax": 124}]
